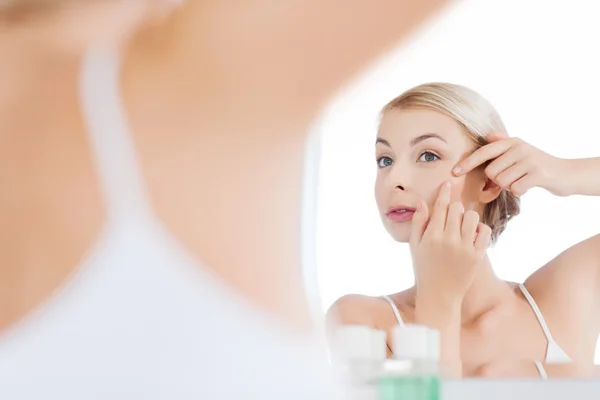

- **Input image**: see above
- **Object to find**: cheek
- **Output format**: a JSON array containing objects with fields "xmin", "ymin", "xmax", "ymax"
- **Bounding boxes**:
[
  {"xmin": 417, "ymin": 167, "xmax": 459, "ymax": 205},
  {"xmin": 418, "ymin": 171, "xmax": 471, "ymax": 210},
  {"xmin": 374, "ymin": 176, "xmax": 386, "ymax": 210},
  {"xmin": 451, "ymin": 179, "xmax": 467, "ymax": 203}
]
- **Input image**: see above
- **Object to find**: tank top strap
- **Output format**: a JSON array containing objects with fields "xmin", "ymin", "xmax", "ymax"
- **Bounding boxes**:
[
  {"xmin": 381, "ymin": 295, "xmax": 405, "ymax": 327},
  {"xmin": 519, "ymin": 284, "xmax": 554, "ymax": 343},
  {"xmin": 519, "ymin": 283, "xmax": 572, "ymax": 363},
  {"xmin": 79, "ymin": 46, "xmax": 153, "ymax": 222}
]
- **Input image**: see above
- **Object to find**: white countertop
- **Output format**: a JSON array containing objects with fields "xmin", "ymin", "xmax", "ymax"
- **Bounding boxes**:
[{"xmin": 443, "ymin": 379, "xmax": 600, "ymax": 400}]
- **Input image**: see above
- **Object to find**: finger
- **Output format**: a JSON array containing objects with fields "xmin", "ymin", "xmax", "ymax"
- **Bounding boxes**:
[
  {"xmin": 510, "ymin": 174, "xmax": 536, "ymax": 197},
  {"xmin": 484, "ymin": 149, "xmax": 521, "ymax": 180},
  {"xmin": 409, "ymin": 200, "xmax": 429, "ymax": 247},
  {"xmin": 445, "ymin": 202, "xmax": 464, "ymax": 236},
  {"xmin": 461, "ymin": 210, "xmax": 480, "ymax": 243},
  {"xmin": 485, "ymin": 132, "xmax": 509, "ymax": 142},
  {"xmin": 428, "ymin": 182, "xmax": 451, "ymax": 232},
  {"xmin": 494, "ymin": 163, "xmax": 529, "ymax": 190},
  {"xmin": 453, "ymin": 140, "xmax": 513, "ymax": 176},
  {"xmin": 474, "ymin": 223, "xmax": 492, "ymax": 254}
]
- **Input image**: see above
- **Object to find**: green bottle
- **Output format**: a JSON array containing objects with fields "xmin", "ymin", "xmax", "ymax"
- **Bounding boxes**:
[{"xmin": 377, "ymin": 324, "xmax": 441, "ymax": 400}]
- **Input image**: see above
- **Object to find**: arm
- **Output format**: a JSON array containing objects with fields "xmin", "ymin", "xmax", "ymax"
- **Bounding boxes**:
[
  {"xmin": 555, "ymin": 159, "xmax": 600, "ymax": 328},
  {"xmin": 524, "ymin": 233, "xmax": 600, "ymax": 373},
  {"xmin": 408, "ymin": 184, "xmax": 493, "ymax": 379},
  {"xmin": 554, "ymin": 158, "xmax": 600, "ymax": 358},
  {"xmin": 562, "ymin": 157, "xmax": 600, "ymax": 197},
  {"xmin": 556, "ymin": 156, "xmax": 600, "ymax": 281},
  {"xmin": 414, "ymin": 295, "xmax": 463, "ymax": 378},
  {"xmin": 454, "ymin": 140, "xmax": 600, "ymax": 297},
  {"xmin": 453, "ymin": 136, "xmax": 600, "ymax": 198}
]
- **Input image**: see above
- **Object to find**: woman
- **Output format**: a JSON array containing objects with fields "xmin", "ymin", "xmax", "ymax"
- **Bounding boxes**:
[
  {"xmin": 0, "ymin": 0, "xmax": 451, "ymax": 398},
  {"xmin": 327, "ymin": 83, "xmax": 600, "ymax": 378}
]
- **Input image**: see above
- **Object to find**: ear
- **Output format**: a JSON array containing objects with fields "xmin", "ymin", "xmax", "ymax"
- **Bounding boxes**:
[{"xmin": 479, "ymin": 177, "xmax": 502, "ymax": 204}]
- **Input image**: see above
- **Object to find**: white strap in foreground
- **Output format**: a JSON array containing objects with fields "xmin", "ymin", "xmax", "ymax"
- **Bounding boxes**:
[{"xmin": 534, "ymin": 360, "xmax": 548, "ymax": 379}]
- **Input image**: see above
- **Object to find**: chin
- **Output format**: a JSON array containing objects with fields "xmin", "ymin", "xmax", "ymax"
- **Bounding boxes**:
[{"xmin": 384, "ymin": 222, "xmax": 411, "ymax": 243}]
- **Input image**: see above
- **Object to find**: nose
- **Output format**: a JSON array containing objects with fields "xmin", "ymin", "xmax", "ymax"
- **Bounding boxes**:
[{"xmin": 388, "ymin": 164, "xmax": 407, "ymax": 192}]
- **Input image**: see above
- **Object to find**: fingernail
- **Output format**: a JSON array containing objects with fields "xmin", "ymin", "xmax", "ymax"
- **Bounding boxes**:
[
  {"xmin": 453, "ymin": 166, "xmax": 462, "ymax": 175},
  {"xmin": 416, "ymin": 202, "xmax": 422, "ymax": 212},
  {"xmin": 445, "ymin": 181, "xmax": 452, "ymax": 189}
]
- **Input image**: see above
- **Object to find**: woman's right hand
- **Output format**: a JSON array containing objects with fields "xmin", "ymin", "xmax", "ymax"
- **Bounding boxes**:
[{"xmin": 410, "ymin": 182, "xmax": 492, "ymax": 303}]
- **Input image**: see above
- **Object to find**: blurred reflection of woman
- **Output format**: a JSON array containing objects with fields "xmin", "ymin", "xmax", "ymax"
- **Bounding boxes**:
[{"xmin": 0, "ymin": 0, "xmax": 450, "ymax": 397}]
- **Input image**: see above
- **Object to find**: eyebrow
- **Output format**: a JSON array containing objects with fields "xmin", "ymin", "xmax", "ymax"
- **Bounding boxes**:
[{"xmin": 376, "ymin": 133, "xmax": 447, "ymax": 147}]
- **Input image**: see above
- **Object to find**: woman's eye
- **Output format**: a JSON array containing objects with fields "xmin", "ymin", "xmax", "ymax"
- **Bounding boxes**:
[
  {"xmin": 418, "ymin": 151, "xmax": 440, "ymax": 163},
  {"xmin": 377, "ymin": 156, "xmax": 393, "ymax": 168}
]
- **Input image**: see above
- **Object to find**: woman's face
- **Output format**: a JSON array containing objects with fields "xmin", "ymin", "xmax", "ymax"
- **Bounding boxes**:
[{"xmin": 375, "ymin": 108, "xmax": 488, "ymax": 243}]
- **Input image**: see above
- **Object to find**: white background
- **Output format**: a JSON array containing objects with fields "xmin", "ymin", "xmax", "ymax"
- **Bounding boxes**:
[{"xmin": 312, "ymin": 0, "xmax": 600, "ymax": 364}]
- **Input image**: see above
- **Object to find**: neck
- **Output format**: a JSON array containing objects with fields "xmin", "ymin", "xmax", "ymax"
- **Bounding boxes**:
[
  {"xmin": 0, "ymin": 31, "xmax": 80, "ymax": 114},
  {"xmin": 460, "ymin": 254, "xmax": 516, "ymax": 325},
  {"xmin": 121, "ymin": 37, "xmax": 316, "ymax": 335}
]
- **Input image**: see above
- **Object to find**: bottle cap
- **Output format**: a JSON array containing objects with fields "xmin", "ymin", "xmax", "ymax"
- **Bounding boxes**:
[
  {"xmin": 371, "ymin": 328, "xmax": 387, "ymax": 361},
  {"xmin": 391, "ymin": 324, "xmax": 440, "ymax": 361},
  {"xmin": 330, "ymin": 325, "xmax": 387, "ymax": 362},
  {"xmin": 427, "ymin": 328, "xmax": 441, "ymax": 361}
]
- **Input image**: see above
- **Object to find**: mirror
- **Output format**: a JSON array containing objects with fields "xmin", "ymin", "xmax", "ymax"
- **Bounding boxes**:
[{"xmin": 312, "ymin": 0, "xmax": 600, "ymax": 377}]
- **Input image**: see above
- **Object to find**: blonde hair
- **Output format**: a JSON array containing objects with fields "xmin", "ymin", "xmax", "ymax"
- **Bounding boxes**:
[{"xmin": 381, "ymin": 82, "xmax": 520, "ymax": 243}]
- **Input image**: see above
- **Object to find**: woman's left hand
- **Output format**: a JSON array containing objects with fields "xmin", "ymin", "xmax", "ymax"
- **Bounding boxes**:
[{"xmin": 452, "ymin": 133, "xmax": 569, "ymax": 197}]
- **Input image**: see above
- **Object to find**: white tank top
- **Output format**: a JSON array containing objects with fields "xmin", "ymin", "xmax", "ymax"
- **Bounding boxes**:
[
  {"xmin": 382, "ymin": 284, "xmax": 572, "ymax": 365},
  {"xmin": 0, "ymin": 46, "xmax": 338, "ymax": 399}
]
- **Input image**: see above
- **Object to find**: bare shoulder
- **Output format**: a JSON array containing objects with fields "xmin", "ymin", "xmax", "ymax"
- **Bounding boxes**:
[
  {"xmin": 526, "ymin": 233, "xmax": 600, "ymax": 302},
  {"xmin": 326, "ymin": 290, "xmax": 414, "ymax": 331},
  {"xmin": 326, "ymin": 294, "xmax": 384, "ymax": 329},
  {"xmin": 524, "ymin": 234, "xmax": 600, "ymax": 364}
]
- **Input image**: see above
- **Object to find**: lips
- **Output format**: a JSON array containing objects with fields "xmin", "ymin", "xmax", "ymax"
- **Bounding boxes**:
[{"xmin": 386, "ymin": 206, "xmax": 416, "ymax": 223}]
